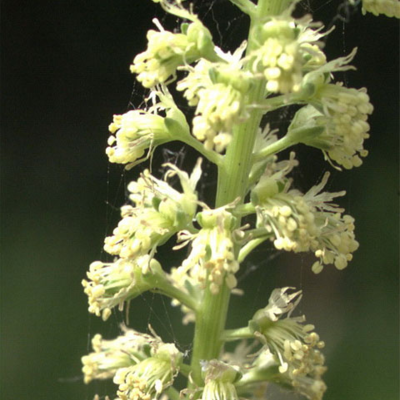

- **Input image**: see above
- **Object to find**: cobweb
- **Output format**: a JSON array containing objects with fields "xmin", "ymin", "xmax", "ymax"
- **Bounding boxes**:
[{"xmin": 84, "ymin": 1, "xmax": 360, "ymax": 398}]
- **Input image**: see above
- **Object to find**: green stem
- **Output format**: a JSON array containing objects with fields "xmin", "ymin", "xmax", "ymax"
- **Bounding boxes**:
[
  {"xmin": 188, "ymin": 0, "xmax": 288, "ymax": 391},
  {"xmin": 178, "ymin": 135, "xmax": 223, "ymax": 166},
  {"xmin": 155, "ymin": 276, "xmax": 198, "ymax": 312},
  {"xmin": 228, "ymin": 0, "xmax": 257, "ymax": 15},
  {"xmin": 256, "ymin": 0, "xmax": 292, "ymax": 16},
  {"xmin": 252, "ymin": 135, "xmax": 293, "ymax": 163},
  {"xmin": 180, "ymin": 363, "xmax": 192, "ymax": 377},
  {"xmin": 252, "ymin": 125, "xmax": 327, "ymax": 163},
  {"xmin": 246, "ymin": 228, "xmax": 271, "ymax": 238},
  {"xmin": 234, "ymin": 202, "xmax": 256, "ymax": 216},
  {"xmin": 238, "ymin": 237, "xmax": 269, "ymax": 263},
  {"xmin": 236, "ymin": 366, "xmax": 279, "ymax": 387},
  {"xmin": 258, "ymin": 93, "xmax": 303, "ymax": 111},
  {"xmin": 189, "ymin": 283, "xmax": 231, "ymax": 386},
  {"xmin": 223, "ymin": 326, "xmax": 254, "ymax": 341},
  {"xmin": 164, "ymin": 112, "xmax": 223, "ymax": 166}
]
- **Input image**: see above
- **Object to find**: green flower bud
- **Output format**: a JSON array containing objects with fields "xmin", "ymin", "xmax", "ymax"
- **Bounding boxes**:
[
  {"xmin": 251, "ymin": 177, "xmax": 280, "ymax": 205},
  {"xmin": 186, "ymin": 21, "xmax": 215, "ymax": 57},
  {"xmin": 201, "ymin": 360, "xmax": 242, "ymax": 400}
]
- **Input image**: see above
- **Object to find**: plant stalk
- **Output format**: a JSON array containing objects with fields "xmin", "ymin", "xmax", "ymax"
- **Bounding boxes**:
[
  {"xmin": 188, "ymin": 44, "xmax": 262, "ymax": 394},
  {"xmin": 188, "ymin": 0, "xmax": 287, "ymax": 391}
]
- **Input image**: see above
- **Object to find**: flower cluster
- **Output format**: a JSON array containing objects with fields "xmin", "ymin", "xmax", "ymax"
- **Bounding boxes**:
[
  {"xmin": 361, "ymin": 0, "xmax": 400, "ymax": 17},
  {"xmin": 106, "ymin": 110, "xmax": 170, "ymax": 167},
  {"xmin": 105, "ymin": 162, "xmax": 201, "ymax": 259},
  {"xmin": 81, "ymin": 327, "xmax": 151, "ymax": 383},
  {"xmin": 253, "ymin": 163, "xmax": 359, "ymax": 272},
  {"xmin": 314, "ymin": 83, "xmax": 373, "ymax": 169},
  {"xmin": 103, "ymin": 204, "xmax": 170, "ymax": 260},
  {"xmin": 248, "ymin": 16, "xmax": 326, "ymax": 93},
  {"xmin": 174, "ymin": 208, "xmax": 239, "ymax": 294},
  {"xmin": 290, "ymin": 84, "xmax": 373, "ymax": 169},
  {"xmin": 114, "ymin": 342, "xmax": 182, "ymax": 400},
  {"xmin": 282, "ymin": 47, "xmax": 373, "ymax": 169},
  {"xmin": 82, "ymin": 256, "xmax": 162, "ymax": 320},
  {"xmin": 130, "ymin": 18, "xmax": 214, "ymax": 88},
  {"xmin": 82, "ymin": 325, "xmax": 182, "ymax": 400},
  {"xmin": 177, "ymin": 58, "xmax": 252, "ymax": 152},
  {"xmin": 250, "ymin": 348, "xmax": 326, "ymax": 400},
  {"xmin": 247, "ymin": 287, "xmax": 327, "ymax": 400},
  {"xmin": 83, "ymin": 161, "xmax": 202, "ymax": 319}
]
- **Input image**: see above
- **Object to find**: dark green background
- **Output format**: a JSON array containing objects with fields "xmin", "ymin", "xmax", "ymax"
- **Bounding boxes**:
[{"xmin": 1, "ymin": 1, "xmax": 398, "ymax": 399}]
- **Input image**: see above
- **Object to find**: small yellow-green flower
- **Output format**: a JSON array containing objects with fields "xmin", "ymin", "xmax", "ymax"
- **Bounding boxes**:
[
  {"xmin": 175, "ymin": 208, "xmax": 239, "ymax": 294},
  {"xmin": 253, "ymin": 163, "xmax": 359, "ymax": 272},
  {"xmin": 104, "ymin": 161, "xmax": 202, "ymax": 259},
  {"xmin": 248, "ymin": 287, "xmax": 327, "ymax": 400},
  {"xmin": 81, "ymin": 327, "xmax": 151, "ymax": 383},
  {"xmin": 106, "ymin": 110, "xmax": 170, "ymax": 167},
  {"xmin": 290, "ymin": 48, "xmax": 373, "ymax": 169},
  {"xmin": 130, "ymin": 18, "xmax": 215, "ymax": 88},
  {"xmin": 248, "ymin": 15, "xmax": 326, "ymax": 94},
  {"xmin": 361, "ymin": 0, "xmax": 400, "ymax": 17},
  {"xmin": 114, "ymin": 343, "xmax": 182, "ymax": 399},
  {"xmin": 82, "ymin": 256, "xmax": 163, "ymax": 320},
  {"xmin": 249, "ymin": 348, "xmax": 326, "ymax": 400},
  {"xmin": 289, "ymin": 84, "xmax": 373, "ymax": 169},
  {"xmin": 178, "ymin": 59, "xmax": 252, "ymax": 152},
  {"xmin": 103, "ymin": 204, "xmax": 172, "ymax": 259}
]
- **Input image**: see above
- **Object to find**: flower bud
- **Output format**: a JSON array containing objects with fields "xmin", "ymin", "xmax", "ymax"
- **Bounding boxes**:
[{"xmin": 201, "ymin": 360, "xmax": 241, "ymax": 400}]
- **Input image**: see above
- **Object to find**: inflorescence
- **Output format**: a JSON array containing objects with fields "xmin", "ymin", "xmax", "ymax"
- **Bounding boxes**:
[{"xmin": 81, "ymin": 0, "xmax": 396, "ymax": 398}]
